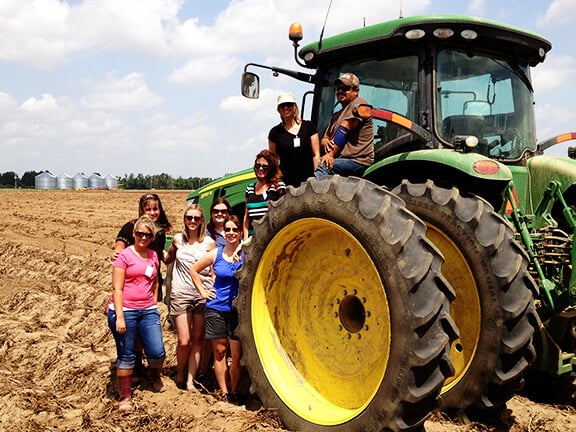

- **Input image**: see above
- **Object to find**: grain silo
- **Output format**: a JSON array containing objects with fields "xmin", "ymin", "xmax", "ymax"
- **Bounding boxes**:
[
  {"xmin": 35, "ymin": 172, "xmax": 56, "ymax": 189},
  {"xmin": 56, "ymin": 172, "xmax": 73, "ymax": 190},
  {"xmin": 104, "ymin": 174, "xmax": 119, "ymax": 190},
  {"xmin": 73, "ymin": 173, "xmax": 89, "ymax": 189},
  {"xmin": 88, "ymin": 173, "xmax": 106, "ymax": 189}
]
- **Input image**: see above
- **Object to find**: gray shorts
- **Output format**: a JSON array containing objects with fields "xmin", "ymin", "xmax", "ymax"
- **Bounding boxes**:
[
  {"xmin": 205, "ymin": 307, "xmax": 238, "ymax": 340},
  {"xmin": 169, "ymin": 293, "xmax": 206, "ymax": 317}
]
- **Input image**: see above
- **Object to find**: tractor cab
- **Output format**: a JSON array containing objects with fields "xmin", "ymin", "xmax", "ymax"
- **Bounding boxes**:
[{"xmin": 243, "ymin": 15, "xmax": 553, "ymax": 163}]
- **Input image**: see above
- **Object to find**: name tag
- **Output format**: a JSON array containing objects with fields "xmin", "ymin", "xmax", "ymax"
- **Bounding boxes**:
[
  {"xmin": 293, "ymin": 137, "xmax": 300, "ymax": 148},
  {"xmin": 145, "ymin": 265, "xmax": 154, "ymax": 278}
]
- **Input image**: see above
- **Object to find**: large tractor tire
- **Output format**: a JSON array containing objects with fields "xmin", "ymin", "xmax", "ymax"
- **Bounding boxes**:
[
  {"xmin": 236, "ymin": 176, "xmax": 458, "ymax": 432},
  {"xmin": 393, "ymin": 179, "xmax": 538, "ymax": 414}
]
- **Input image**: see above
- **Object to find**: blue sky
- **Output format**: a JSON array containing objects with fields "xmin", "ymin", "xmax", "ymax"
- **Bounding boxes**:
[{"xmin": 1, "ymin": 0, "xmax": 575, "ymax": 179}]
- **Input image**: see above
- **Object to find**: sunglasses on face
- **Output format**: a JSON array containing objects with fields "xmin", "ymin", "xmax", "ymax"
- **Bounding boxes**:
[
  {"xmin": 254, "ymin": 163, "xmax": 270, "ymax": 170},
  {"xmin": 212, "ymin": 208, "xmax": 229, "ymax": 215},
  {"xmin": 185, "ymin": 215, "xmax": 202, "ymax": 222},
  {"xmin": 134, "ymin": 231, "xmax": 154, "ymax": 239},
  {"xmin": 278, "ymin": 102, "xmax": 295, "ymax": 109},
  {"xmin": 224, "ymin": 227, "xmax": 240, "ymax": 233},
  {"xmin": 335, "ymin": 85, "xmax": 353, "ymax": 92}
]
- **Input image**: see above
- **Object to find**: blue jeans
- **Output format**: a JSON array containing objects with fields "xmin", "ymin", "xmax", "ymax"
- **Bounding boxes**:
[
  {"xmin": 108, "ymin": 308, "xmax": 166, "ymax": 369},
  {"xmin": 314, "ymin": 158, "xmax": 367, "ymax": 180}
]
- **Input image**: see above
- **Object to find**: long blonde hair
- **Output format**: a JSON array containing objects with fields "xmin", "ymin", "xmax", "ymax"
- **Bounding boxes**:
[
  {"xmin": 279, "ymin": 104, "xmax": 301, "ymax": 126},
  {"xmin": 182, "ymin": 204, "xmax": 206, "ymax": 243}
]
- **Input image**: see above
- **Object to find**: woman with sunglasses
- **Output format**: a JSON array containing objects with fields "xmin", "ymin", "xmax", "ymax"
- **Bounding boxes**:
[
  {"xmin": 108, "ymin": 215, "xmax": 167, "ymax": 412},
  {"xmin": 206, "ymin": 198, "xmax": 232, "ymax": 247},
  {"xmin": 243, "ymin": 149, "xmax": 286, "ymax": 239},
  {"xmin": 110, "ymin": 193, "xmax": 172, "ymax": 380},
  {"xmin": 268, "ymin": 92, "xmax": 321, "ymax": 187},
  {"xmin": 165, "ymin": 204, "xmax": 216, "ymax": 391},
  {"xmin": 189, "ymin": 215, "xmax": 244, "ymax": 404}
]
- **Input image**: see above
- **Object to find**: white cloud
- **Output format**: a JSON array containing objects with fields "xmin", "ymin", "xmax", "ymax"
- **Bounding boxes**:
[
  {"xmin": 0, "ymin": 92, "xmax": 18, "ymax": 111},
  {"xmin": 532, "ymin": 54, "xmax": 576, "ymax": 93},
  {"xmin": 468, "ymin": 0, "xmax": 487, "ymax": 16},
  {"xmin": 169, "ymin": 55, "xmax": 242, "ymax": 84},
  {"xmin": 149, "ymin": 118, "xmax": 217, "ymax": 152},
  {"xmin": 80, "ymin": 72, "xmax": 164, "ymax": 111},
  {"xmin": 0, "ymin": 0, "xmax": 184, "ymax": 69},
  {"xmin": 0, "ymin": 1, "xmax": 574, "ymax": 179},
  {"xmin": 539, "ymin": 0, "xmax": 576, "ymax": 26},
  {"xmin": 19, "ymin": 94, "xmax": 74, "ymax": 123},
  {"xmin": 69, "ymin": 0, "xmax": 183, "ymax": 56},
  {"xmin": 0, "ymin": 0, "xmax": 77, "ymax": 68}
]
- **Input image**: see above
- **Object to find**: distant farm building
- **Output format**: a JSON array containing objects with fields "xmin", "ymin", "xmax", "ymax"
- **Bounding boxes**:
[
  {"xmin": 88, "ymin": 173, "xmax": 106, "ymax": 189},
  {"xmin": 35, "ymin": 172, "xmax": 56, "ymax": 189},
  {"xmin": 56, "ymin": 173, "xmax": 73, "ymax": 190},
  {"xmin": 73, "ymin": 173, "xmax": 89, "ymax": 189},
  {"xmin": 35, "ymin": 172, "xmax": 117, "ymax": 190},
  {"xmin": 104, "ymin": 174, "xmax": 118, "ymax": 190}
]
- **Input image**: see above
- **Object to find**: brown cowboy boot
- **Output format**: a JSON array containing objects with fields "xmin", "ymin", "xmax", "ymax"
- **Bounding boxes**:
[{"xmin": 149, "ymin": 366, "xmax": 166, "ymax": 393}]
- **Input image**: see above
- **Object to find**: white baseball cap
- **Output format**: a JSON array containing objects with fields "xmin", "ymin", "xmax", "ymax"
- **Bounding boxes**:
[{"xmin": 277, "ymin": 92, "xmax": 297, "ymax": 106}]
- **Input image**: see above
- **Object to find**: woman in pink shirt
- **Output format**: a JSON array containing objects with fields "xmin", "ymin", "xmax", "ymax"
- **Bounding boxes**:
[{"xmin": 108, "ymin": 215, "xmax": 166, "ymax": 412}]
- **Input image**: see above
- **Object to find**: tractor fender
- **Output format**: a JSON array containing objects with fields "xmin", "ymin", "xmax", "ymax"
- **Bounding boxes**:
[
  {"xmin": 364, "ymin": 149, "xmax": 513, "ymax": 211},
  {"xmin": 526, "ymin": 155, "xmax": 576, "ymax": 195}
]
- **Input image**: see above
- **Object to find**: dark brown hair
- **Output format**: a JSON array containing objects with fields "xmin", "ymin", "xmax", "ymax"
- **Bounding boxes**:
[
  {"xmin": 207, "ymin": 197, "xmax": 232, "ymax": 239},
  {"xmin": 138, "ymin": 193, "xmax": 172, "ymax": 232},
  {"xmin": 255, "ymin": 149, "xmax": 283, "ymax": 188},
  {"xmin": 224, "ymin": 214, "xmax": 242, "ymax": 231}
]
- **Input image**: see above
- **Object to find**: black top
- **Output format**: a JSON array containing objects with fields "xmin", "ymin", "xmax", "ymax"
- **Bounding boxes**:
[{"xmin": 268, "ymin": 120, "xmax": 318, "ymax": 187}]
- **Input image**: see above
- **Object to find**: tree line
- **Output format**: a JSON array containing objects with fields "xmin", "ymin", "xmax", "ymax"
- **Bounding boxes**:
[{"xmin": 0, "ymin": 170, "xmax": 215, "ymax": 190}]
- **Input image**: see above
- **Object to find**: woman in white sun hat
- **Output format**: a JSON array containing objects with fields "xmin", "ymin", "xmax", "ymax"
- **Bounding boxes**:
[{"xmin": 268, "ymin": 92, "xmax": 320, "ymax": 187}]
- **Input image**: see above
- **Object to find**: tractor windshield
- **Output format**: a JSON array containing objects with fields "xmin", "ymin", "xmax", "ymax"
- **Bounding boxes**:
[
  {"xmin": 316, "ymin": 55, "xmax": 420, "ymax": 160},
  {"xmin": 435, "ymin": 48, "xmax": 537, "ymax": 161}
]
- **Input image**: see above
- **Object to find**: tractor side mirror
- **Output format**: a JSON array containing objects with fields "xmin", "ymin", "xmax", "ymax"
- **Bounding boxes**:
[
  {"xmin": 241, "ymin": 72, "xmax": 260, "ymax": 99},
  {"xmin": 568, "ymin": 146, "xmax": 576, "ymax": 160}
]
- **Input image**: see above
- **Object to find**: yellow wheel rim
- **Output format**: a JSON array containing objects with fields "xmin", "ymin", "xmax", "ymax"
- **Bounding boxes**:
[
  {"xmin": 425, "ymin": 225, "xmax": 481, "ymax": 393},
  {"xmin": 251, "ymin": 218, "xmax": 390, "ymax": 426}
]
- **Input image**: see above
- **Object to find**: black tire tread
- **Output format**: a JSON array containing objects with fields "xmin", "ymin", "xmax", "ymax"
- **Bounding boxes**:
[
  {"xmin": 395, "ymin": 179, "xmax": 538, "ymax": 412},
  {"xmin": 237, "ymin": 176, "xmax": 458, "ymax": 432}
]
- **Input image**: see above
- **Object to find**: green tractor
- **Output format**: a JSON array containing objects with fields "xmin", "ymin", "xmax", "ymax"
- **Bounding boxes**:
[{"xmin": 190, "ymin": 14, "xmax": 576, "ymax": 432}]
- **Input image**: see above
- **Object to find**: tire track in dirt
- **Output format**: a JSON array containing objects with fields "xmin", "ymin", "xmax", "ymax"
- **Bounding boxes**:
[
  {"xmin": 0, "ymin": 189, "xmax": 287, "ymax": 431},
  {"xmin": 0, "ymin": 189, "xmax": 574, "ymax": 432}
]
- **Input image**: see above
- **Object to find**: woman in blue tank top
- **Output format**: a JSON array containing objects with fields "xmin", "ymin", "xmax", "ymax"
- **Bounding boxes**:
[{"xmin": 189, "ymin": 214, "xmax": 244, "ymax": 404}]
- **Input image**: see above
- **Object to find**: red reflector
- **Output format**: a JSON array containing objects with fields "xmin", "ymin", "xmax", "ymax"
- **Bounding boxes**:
[{"xmin": 473, "ymin": 160, "xmax": 500, "ymax": 175}]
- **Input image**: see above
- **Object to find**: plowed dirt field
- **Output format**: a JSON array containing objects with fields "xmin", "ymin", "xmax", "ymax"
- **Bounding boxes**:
[{"xmin": 0, "ymin": 189, "xmax": 574, "ymax": 431}]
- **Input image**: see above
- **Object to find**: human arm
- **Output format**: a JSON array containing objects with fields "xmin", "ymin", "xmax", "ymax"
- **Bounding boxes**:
[
  {"xmin": 310, "ymin": 132, "xmax": 321, "ymax": 170},
  {"xmin": 112, "ymin": 266, "xmax": 127, "ymax": 334},
  {"xmin": 268, "ymin": 139, "xmax": 277, "ymax": 155},
  {"xmin": 189, "ymin": 249, "xmax": 217, "ymax": 300},
  {"xmin": 205, "ymin": 236, "xmax": 216, "ymax": 251},
  {"xmin": 151, "ymin": 278, "xmax": 159, "ymax": 305},
  {"xmin": 111, "ymin": 240, "xmax": 127, "ymax": 262},
  {"xmin": 243, "ymin": 202, "xmax": 250, "ymax": 240},
  {"xmin": 164, "ymin": 234, "xmax": 180, "ymax": 265},
  {"xmin": 111, "ymin": 221, "xmax": 134, "ymax": 262},
  {"xmin": 319, "ymin": 118, "xmax": 360, "ymax": 168},
  {"xmin": 232, "ymin": 241, "xmax": 243, "ymax": 262}
]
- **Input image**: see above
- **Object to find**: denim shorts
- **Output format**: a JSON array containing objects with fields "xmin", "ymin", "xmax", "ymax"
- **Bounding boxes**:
[
  {"xmin": 205, "ymin": 307, "xmax": 239, "ymax": 340},
  {"xmin": 107, "ymin": 307, "xmax": 166, "ymax": 369}
]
